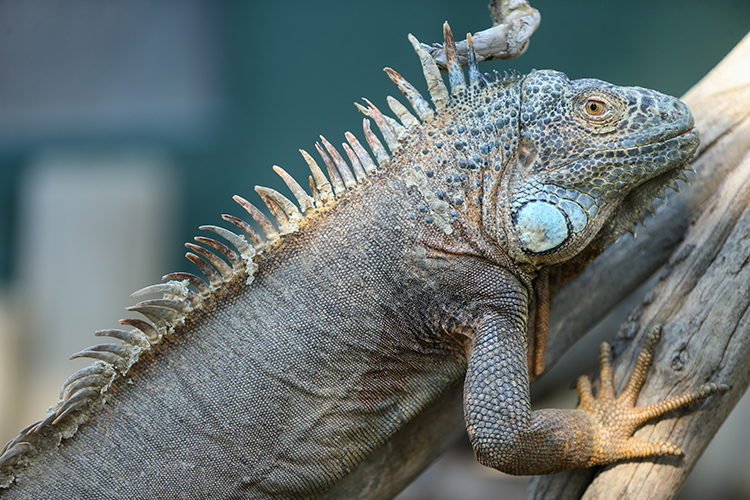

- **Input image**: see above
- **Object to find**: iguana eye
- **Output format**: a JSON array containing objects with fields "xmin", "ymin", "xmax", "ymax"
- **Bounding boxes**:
[{"xmin": 584, "ymin": 99, "xmax": 606, "ymax": 116}]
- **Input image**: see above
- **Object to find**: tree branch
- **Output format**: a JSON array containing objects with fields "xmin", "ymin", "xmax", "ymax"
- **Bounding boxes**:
[
  {"xmin": 425, "ymin": 0, "xmax": 540, "ymax": 69},
  {"xmin": 544, "ymin": 29, "xmax": 750, "ymax": 372}
]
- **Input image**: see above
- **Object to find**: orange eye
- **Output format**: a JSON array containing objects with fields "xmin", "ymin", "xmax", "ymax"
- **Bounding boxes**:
[{"xmin": 584, "ymin": 99, "xmax": 606, "ymax": 116}]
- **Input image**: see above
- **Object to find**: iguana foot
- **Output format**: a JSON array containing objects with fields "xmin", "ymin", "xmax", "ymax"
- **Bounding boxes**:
[{"xmin": 576, "ymin": 325, "xmax": 727, "ymax": 465}]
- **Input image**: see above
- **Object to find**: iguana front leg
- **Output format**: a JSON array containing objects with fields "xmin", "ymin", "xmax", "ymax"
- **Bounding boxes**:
[{"xmin": 464, "ymin": 319, "xmax": 727, "ymax": 475}]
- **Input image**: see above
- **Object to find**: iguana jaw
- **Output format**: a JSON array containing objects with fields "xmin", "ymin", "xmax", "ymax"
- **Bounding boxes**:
[
  {"xmin": 547, "ymin": 123, "xmax": 697, "ymax": 179},
  {"xmin": 582, "ymin": 125, "xmax": 698, "ymax": 244},
  {"xmin": 498, "ymin": 72, "xmax": 699, "ymax": 266},
  {"xmin": 594, "ymin": 129, "xmax": 699, "ymax": 247},
  {"xmin": 505, "ymin": 127, "xmax": 698, "ymax": 266}
]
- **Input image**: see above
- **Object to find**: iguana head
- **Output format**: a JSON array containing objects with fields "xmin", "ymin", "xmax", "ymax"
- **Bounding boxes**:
[
  {"xmin": 390, "ymin": 24, "xmax": 697, "ymax": 268},
  {"xmin": 499, "ymin": 70, "xmax": 698, "ymax": 266}
]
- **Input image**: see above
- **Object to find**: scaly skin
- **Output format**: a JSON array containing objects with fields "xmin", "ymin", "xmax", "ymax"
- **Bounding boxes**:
[{"xmin": 0, "ymin": 23, "xmax": 725, "ymax": 498}]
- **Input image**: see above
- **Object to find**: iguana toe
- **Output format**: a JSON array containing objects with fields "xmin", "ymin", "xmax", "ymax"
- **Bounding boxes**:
[{"xmin": 576, "ymin": 325, "xmax": 727, "ymax": 466}]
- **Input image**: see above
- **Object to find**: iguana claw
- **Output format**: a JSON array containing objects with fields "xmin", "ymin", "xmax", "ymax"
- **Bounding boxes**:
[{"xmin": 576, "ymin": 325, "xmax": 728, "ymax": 465}]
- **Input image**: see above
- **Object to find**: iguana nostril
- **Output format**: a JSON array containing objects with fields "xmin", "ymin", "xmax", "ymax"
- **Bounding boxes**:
[{"xmin": 662, "ymin": 99, "xmax": 687, "ymax": 121}]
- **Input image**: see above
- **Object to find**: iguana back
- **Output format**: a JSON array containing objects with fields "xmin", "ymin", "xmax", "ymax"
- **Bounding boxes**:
[{"xmin": 2, "ymin": 174, "xmax": 472, "ymax": 498}]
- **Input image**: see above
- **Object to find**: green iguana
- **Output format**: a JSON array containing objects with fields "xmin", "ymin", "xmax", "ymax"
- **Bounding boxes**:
[{"xmin": 0, "ymin": 22, "xmax": 726, "ymax": 499}]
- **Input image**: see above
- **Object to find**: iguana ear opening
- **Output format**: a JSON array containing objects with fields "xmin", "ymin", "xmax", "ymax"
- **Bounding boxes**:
[{"xmin": 517, "ymin": 137, "xmax": 537, "ymax": 169}]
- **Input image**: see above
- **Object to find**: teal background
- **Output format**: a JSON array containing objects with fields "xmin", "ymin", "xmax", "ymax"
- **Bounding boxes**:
[{"xmin": 0, "ymin": 0, "xmax": 749, "ymax": 281}]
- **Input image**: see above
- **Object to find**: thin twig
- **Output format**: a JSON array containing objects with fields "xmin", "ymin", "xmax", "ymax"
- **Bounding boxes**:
[{"xmin": 425, "ymin": 0, "xmax": 540, "ymax": 70}]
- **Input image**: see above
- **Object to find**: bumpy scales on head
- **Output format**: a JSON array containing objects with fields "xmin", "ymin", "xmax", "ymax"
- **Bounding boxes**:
[{"xmin": 0, "ymin": 20, "xmax": 716, "ymax": 498}]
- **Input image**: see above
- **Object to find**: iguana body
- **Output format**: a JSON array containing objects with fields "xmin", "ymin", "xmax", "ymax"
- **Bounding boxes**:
[{"xmin": 0, "ymin": 24, "xmax": 723, "ymax": 499}]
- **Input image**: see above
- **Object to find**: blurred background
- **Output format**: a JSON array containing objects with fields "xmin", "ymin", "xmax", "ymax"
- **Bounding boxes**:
[{"xmin": 0, "ymin": 1, "xmax": 748, "ymax": 498}]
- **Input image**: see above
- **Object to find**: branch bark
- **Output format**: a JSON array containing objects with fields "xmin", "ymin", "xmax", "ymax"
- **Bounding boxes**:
[
  {"xmin": 544, "ymin": 29, "xmax": 750, "ymax": 371},
  {"xmin": 425, "ymin": 0, "xmax": 540, "ymax": 69}
]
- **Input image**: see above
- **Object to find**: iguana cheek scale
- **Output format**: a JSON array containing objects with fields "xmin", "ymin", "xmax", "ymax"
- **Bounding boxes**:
[{"xmin": 0, "ymin": 22, "xmax": 725, "ymax": 499}]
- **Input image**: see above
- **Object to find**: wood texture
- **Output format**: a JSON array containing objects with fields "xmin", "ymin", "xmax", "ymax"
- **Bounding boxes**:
[
  {"xmin": 527, "ymin": 143, "xmax": 750, "ymax": 500},
  {"xmin": 425, "ymin": 0, "xmax": 540, "ymax": 68}
]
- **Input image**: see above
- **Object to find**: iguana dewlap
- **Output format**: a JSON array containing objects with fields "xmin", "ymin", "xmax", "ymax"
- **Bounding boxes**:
[{"xmin": 0, "ymin": 23, "xmax": 725, "ymax": 499}]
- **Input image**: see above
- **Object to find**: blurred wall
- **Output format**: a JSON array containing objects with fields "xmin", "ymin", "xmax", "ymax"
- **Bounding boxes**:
[{"xmin": 0, "ymin": 1, "xmax": 748, "ymax": 499}]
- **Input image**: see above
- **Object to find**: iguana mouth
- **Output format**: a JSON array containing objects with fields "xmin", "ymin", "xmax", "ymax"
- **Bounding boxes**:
[
  {"xmin": 586, "ymin": 124, "xmax": 696, "ymax": 160},
  {"xmin": 636, "ymin": 125, "xmax": 699, "ymax": 171},
  {"xmin": 654, "ymin": 124, "xmax": 697, "ymax": 146},
  {"xmin": 597, "ymin": 131, "xmax": 698, "ymax": 244},
  {"xmin": 649, "ymin": 125, "xmax": 697, "ymax": 151},
  {"xmin": 534, "ymin": 124, "xmax": 699, "ymax": 254},
  {"xmin": 546, "ymin": 126, "xmax": 696, "ymax": 174},
  {"xmin": 557, "ymin": 124, "xmax": 699, "ymax": 185}
]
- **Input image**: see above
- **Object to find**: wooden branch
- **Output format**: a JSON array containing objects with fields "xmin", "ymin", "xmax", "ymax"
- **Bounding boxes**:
[
  {"xmin": 526, "ymin": 29, "xmax": 750, "ymax": 500},
  {"xmin": 527, "ymin": 142, "xmax": 750, "ymax": 500},
  {"xmin": 425, "ymin": 0, "xmax": 540, "ymax": 69}
]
